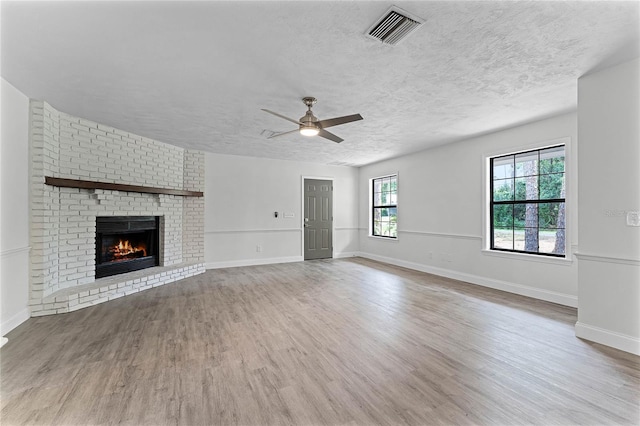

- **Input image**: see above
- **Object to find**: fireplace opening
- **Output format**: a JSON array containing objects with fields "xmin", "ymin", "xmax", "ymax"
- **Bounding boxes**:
[{"xmin": 96, "ymin": 216, "xmax": 159, "ymax": 278}]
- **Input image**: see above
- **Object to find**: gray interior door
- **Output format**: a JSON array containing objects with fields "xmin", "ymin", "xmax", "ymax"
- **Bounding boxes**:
[{"xmin": 304, "ymin": 179, "xmax": 333, "ymax": 260}]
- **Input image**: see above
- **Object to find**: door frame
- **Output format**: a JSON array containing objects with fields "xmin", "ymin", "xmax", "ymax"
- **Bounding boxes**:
[{"xmin": 301, "ymin": 176, "xmax": 335, "ymax": 259}]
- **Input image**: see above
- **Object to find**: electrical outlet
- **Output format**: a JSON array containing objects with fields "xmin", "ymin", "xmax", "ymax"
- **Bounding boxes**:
[{"xmin": 256, "ymin": 245, "xmax": 262, "ymax": 253}]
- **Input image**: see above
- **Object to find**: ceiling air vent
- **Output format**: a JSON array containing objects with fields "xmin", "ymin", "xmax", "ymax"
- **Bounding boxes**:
[{"xmin": 366, "ymin": 6, "xmax": 423, "ymax": 45}]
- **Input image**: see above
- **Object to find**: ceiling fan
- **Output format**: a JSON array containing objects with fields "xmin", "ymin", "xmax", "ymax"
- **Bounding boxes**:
[{"xmin": 262, "ymin": 97, "xmax": 363, "ymax": 143}]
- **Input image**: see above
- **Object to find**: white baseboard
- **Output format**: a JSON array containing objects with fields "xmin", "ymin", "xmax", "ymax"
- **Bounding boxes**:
[
  {"xmin": 575, "ymin": 321, "xmax": 640, "ymax": 355},
  {"xmin": 356, "ymin": 252, "xmax": 578, "ymax": 307},
  {"xmin": 206, "ymin": 253, "xmax": 361, "ymax": 269},
  {"xmin": 334, "ymin": 251, "xmax": 359, "ymax": 259},
  {"xmin": 206, "ymin": 256, "xmax": 303, "ymax": 269},
  {"xmin": 0, "ymin": 337, "xmax": 8, "ymax": 348},
  {"xmin": 1, "ymin": 307, "xmax": 30, "ymax": 337}
]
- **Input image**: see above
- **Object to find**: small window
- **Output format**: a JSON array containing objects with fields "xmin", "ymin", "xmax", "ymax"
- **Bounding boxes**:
[
  {"xmin": 490, "ymin": 145, "xmax": 565, "ymax": 257},
  {"xmin": 372, "ymin": 175, "xmax": 397, "ymax": 238}
]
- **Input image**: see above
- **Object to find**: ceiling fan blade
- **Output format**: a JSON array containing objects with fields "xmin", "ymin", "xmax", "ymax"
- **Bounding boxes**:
[
  {"xmin": 317, "ymin": 113, "xmax": 363, "ymax": 129},
  {"xmin": 261, "ymin": 109, "xmax": 303, "ymax": 125},
  {"xmin": 267, "ymin": 129, "xmax": 299, "ymax": 139},
  {"xmin": 318, "ymin": 129, "xmax": 343, "ymax": 143}
]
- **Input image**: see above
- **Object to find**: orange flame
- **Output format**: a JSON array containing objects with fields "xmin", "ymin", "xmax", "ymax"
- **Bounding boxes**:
[{"xmin": 112, "ymin": 239, "xmax": 147, "ymax": 259}]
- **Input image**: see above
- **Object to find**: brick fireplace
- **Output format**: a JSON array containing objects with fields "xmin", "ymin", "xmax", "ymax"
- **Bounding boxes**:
[{"xmin": 29, "ymin": 101, "xmax": 205, "ymax": 316}]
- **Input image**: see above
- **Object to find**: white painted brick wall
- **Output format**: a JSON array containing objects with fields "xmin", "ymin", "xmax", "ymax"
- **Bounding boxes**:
[
  {"xmin": 29, "ymin": 100, "xmax": 205, "ymax": 310},
  {"xmin": 56, "ymin": 112, "xmax": 185, "ymax": 189}
]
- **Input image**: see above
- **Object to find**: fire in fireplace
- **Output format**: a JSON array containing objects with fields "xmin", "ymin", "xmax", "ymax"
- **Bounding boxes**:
[
  {"xmin": 103, "ymin": 237, "xmax": 147, "ymax": 262},
  {"xmin": 96, "ymin": 216, "xmax": 159, "ymax": 278}
]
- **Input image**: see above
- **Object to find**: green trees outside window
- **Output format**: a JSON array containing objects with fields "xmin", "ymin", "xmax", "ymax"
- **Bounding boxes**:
[
  {"xmin": 372, "ymin": 175, "xmax": 397, "ymax": 238},
  {"xmin": 491, "ymin": 146, "xmax": 565, "ymax": 256}
]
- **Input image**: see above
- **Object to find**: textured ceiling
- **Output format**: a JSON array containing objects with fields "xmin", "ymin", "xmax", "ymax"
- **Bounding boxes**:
[{"xmin": 2, "ymin": 1, "xmax": 639, "ymax": 166}]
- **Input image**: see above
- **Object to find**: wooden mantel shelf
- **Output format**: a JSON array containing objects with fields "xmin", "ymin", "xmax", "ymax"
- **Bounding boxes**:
[{"xmin": 44, "ymin": 177, "xmax": 203, "ymax": 197}]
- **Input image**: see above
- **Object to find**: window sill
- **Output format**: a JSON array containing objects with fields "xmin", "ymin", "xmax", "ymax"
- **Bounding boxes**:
[
  {"xmin": 368, "ymin": 235, "xmax": 399, "ymax": 242},
  {"xmin": 481, "ymin": 249, "xmax": 573, "ymax": 265}
]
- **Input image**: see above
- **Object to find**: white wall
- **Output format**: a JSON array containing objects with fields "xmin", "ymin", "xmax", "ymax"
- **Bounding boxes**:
[
  {"xmin": 358, "ymin": 112, "xmax": 579, "ymax": 307},
  {"xmin": 575, "ymin": 58, "xmax": 640, "ymax": 355},
  {"xmin": 204, "ymin": 153, "xmax": 359, "ymax": 268},
  {"xmin": 1, "ymin": 78, "xmax": 31, "ymax": 338}
]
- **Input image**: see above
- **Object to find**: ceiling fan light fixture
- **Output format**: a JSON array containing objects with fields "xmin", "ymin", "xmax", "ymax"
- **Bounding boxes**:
[
  {"xmin": 300, "ymin": 126, "xmax": 320, "ymax": 137},
  {"xmin": 262, "ymin": 97, "xmax": 362, "ymax": 144}
]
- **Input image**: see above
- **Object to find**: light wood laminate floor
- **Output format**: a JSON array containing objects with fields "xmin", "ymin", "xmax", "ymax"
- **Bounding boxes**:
[{"xmin": 1, "ymin": 258, "xmax": 638, "ymax": 425}]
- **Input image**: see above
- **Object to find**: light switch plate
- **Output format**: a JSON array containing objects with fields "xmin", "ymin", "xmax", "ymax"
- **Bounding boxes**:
[{"xmin": 627, "ymin": 211, "xmax": 640, "ymax": 226}]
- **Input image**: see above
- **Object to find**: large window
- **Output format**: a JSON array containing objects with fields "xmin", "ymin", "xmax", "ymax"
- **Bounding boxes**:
[
  {"xmin": 372, "ymin": 175, "xmax": 397, "ymax": 238},
  {"xmin": 490, "ymin": 145, "xmax": 565, "ymax": 257}
]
